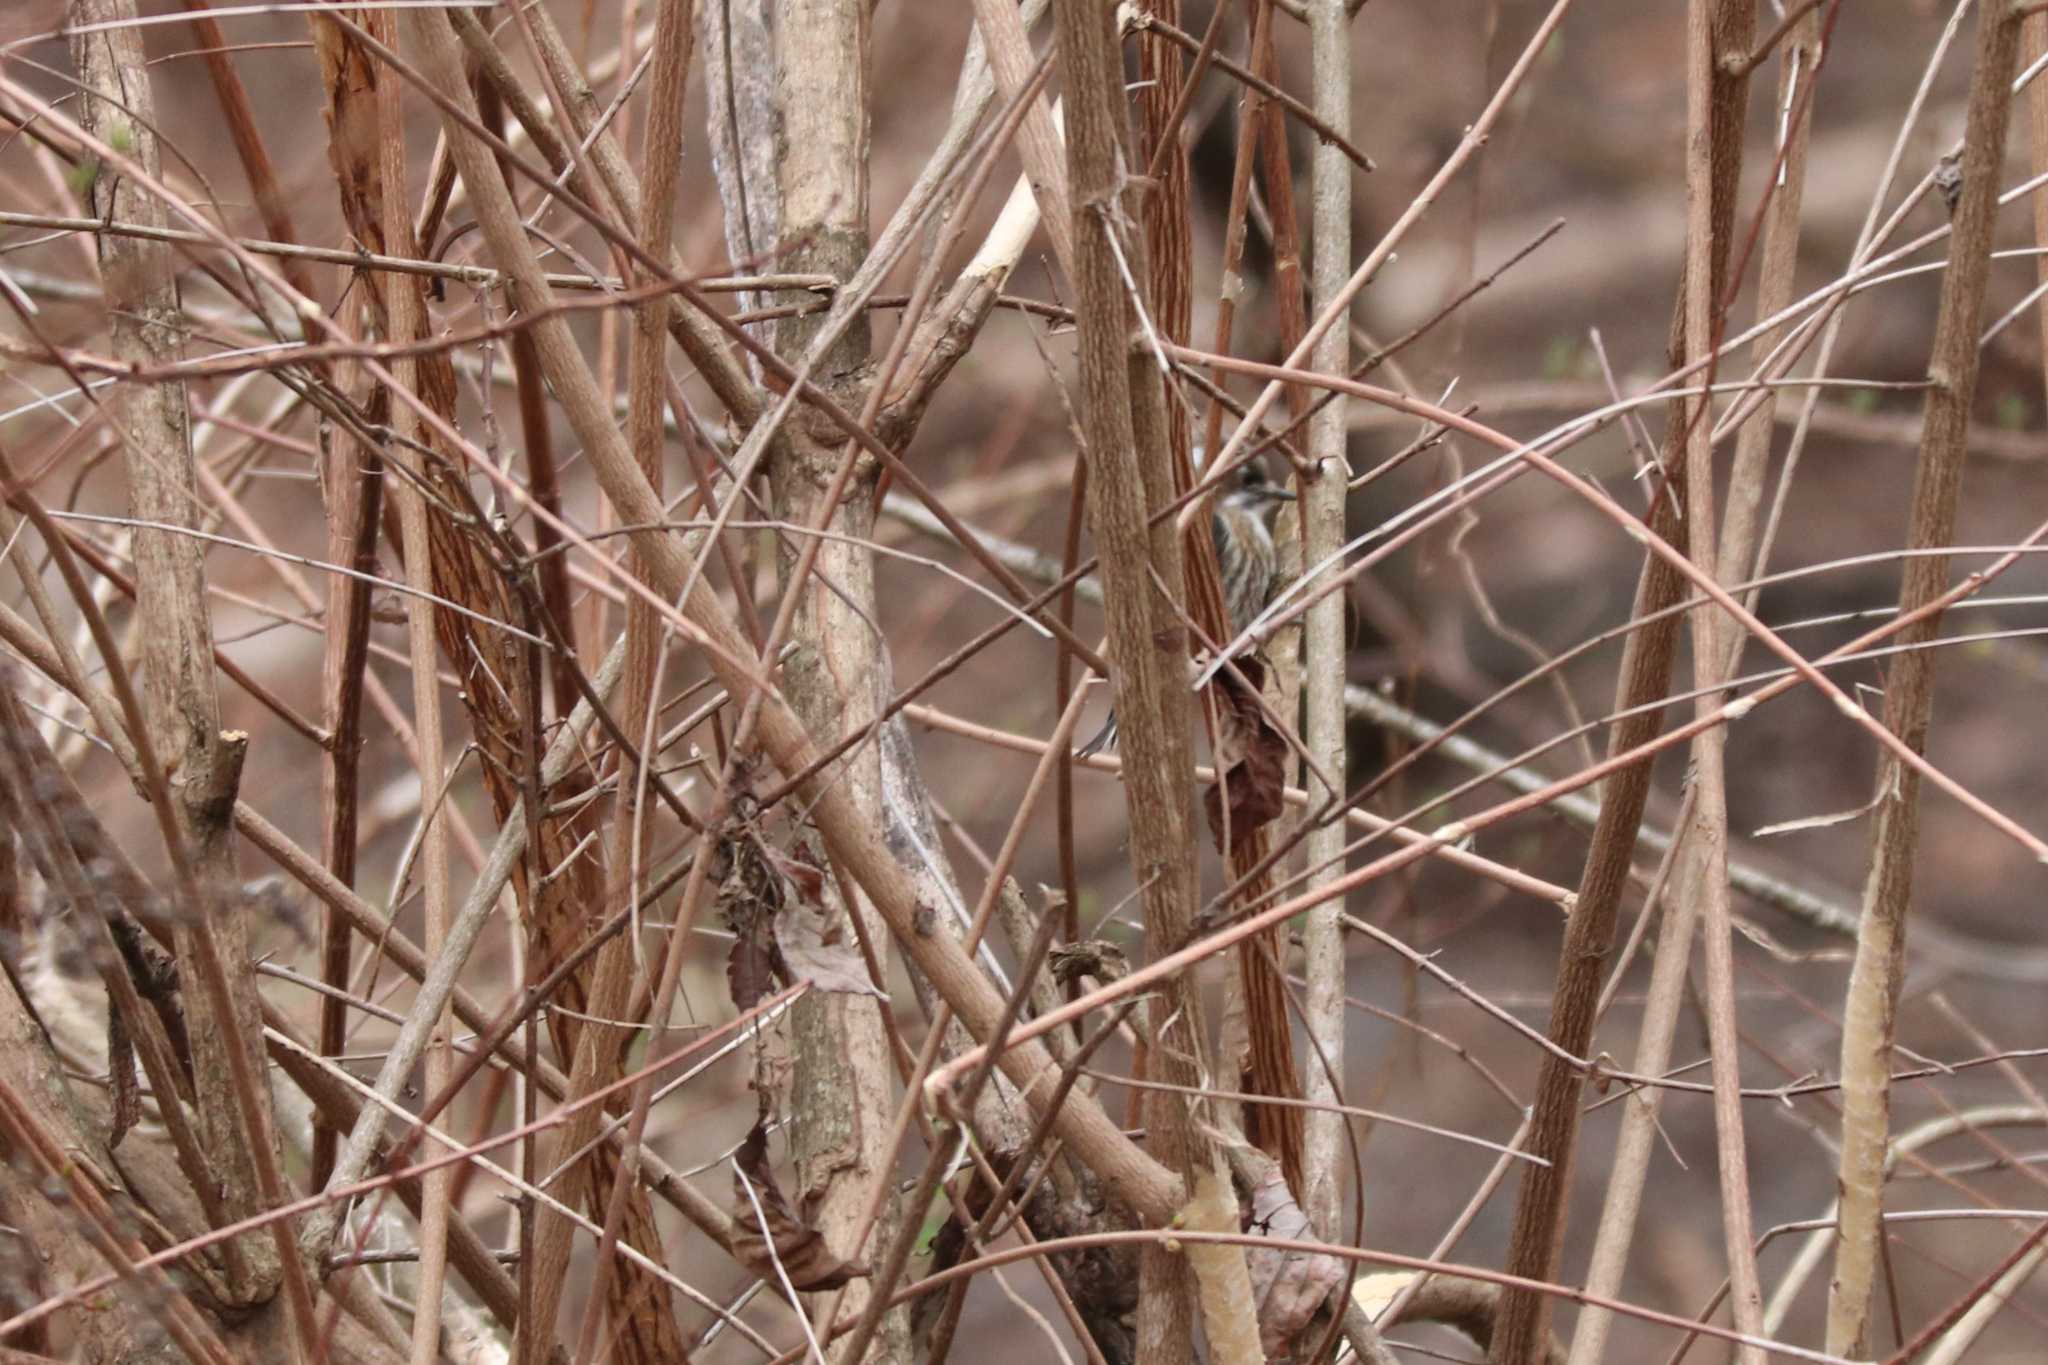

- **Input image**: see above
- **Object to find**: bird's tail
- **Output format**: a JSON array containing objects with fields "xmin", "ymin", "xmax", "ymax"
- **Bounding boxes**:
[{"xmin": 1075, "ymin": 710, "xmax": 1118, "ymax": 758}]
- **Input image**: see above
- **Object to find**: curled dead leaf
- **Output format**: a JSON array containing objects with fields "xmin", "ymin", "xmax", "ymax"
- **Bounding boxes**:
[
  {"xmin": 717, "ymin": 834, "xmax": 784, "ymax": 1013},
  {"xmin": 773, "ymin": 896, "xmax": 886, "ymax": 998},
  {"xmin": 761, "ymin": 840, "xmax": 826, "ymax": 904},
  {"xmin": 730, "ymin": 1122, "xmax": 870, "ymax": 1292},
  {"xmin": 106, "ymin": 1000, "xmax": 139, "ymax": 1149},
  {"xmin": 720, "ymin": 827, "xmax": 884, "ymax": 1003},
  {"xmin": 1050, "ymin": 939, "xmax": 1130, "ymax": 989},
  {"xmin": 1204, "ymin": 664, "xmax": 1288, "ymax": 856},
  {"xmin": 1244, "ymin": 1162, "xmax": 1346, "ymax": 1355}
]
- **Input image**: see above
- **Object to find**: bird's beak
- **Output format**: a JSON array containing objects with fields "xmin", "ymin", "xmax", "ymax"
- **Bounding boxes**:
[{"xmin": 1262, "ymin": 485, "xmax": 1297, "ymax": 503}]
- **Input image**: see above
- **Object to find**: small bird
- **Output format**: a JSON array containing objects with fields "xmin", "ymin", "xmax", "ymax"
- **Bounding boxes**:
[{"xmin": 1079, "ymin": 459, "xmax": 1295, "ymax": 756}]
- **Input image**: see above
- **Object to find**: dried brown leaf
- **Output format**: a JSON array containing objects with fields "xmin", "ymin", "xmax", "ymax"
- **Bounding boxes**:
[
  {"xmin": 772, "ymin": 898, "xmax": 885, "ymax": 998},
  {"xmin": 730, "ymin": 1122, "xmax": 870, "ymax": 1292},
  {"xmin": 1204, "ymin": 666, "xmax": 1288, "ymax": 856},
  {"xmin": 721, "ymin": 830, "xmax": 879, "ymax": 1000},
  {"xmin": 725, "ymin": 930, "xmax": 780, "ymax": 1013},
  {"xmin": 1244, "ymin": 1160, "xmax": 1346, "ymax": 1358},
  {"xmin": 718, "ymin": 836, "xmax": 784, "ymax": 1012},
  {"xmin": 763, "ymin": 836, "xmax": 877, "ymax": 994},
  {"xmin": 1050, "ymin": 939, "xmax": 1130, "ymax": 989},
  {"xmin": 106, "ymin": 999, "xmax": 138, "ymax": 1149},
  {"xmin": 762, "ymin": 840, "xmax": 826, "ymax": 904}
]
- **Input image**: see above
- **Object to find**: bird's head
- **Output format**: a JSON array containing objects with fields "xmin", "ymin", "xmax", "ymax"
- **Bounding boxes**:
[{"xmin": 1220, "ymin": 460, "xmax": 1296, "ymax": 521}]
